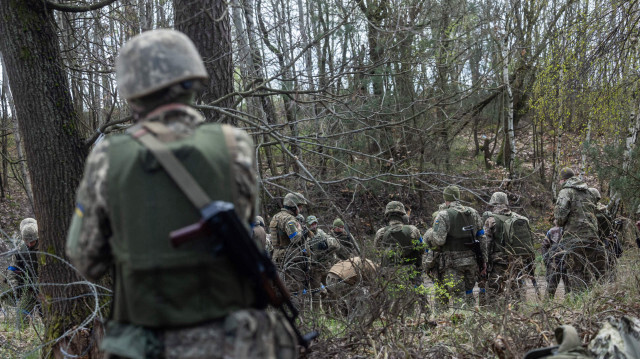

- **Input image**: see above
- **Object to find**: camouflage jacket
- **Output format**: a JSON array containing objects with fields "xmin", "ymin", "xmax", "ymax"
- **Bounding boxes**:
[
  {"xmin": 554, "ymin": 177, "xmax": 598, "ymax": 242},
  {"xmin": 269, "ymin": 209, "xmax": 305, "ymax": 248},
  {"xmin": 308, "ymin": 228, "xmax": 340, "ymax": 263},
  {"xmin": 427, "ymin": 201, "xmax": 486, "ymax": 267},
  {"xmin": 374, "ymin": 219, "xmax": 423, "ymax": 269},
  {"xmin": 332, "ymin": 229, "xmax": 360, "ymax": 260},
  {"xmin": 484, "ymin": 205, "xmax": 528, "ymax": 264}
]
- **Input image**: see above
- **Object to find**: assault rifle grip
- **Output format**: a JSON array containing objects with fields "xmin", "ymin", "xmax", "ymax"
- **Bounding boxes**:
[{"xmin": 170, "ymin": 220, "xmax": 209, "ymax": 247}]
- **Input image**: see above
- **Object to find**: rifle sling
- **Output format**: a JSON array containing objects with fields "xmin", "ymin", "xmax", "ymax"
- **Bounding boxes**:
[{"xmin": 134, "ymin": 122, "xmax": 212, "ymax": 210}]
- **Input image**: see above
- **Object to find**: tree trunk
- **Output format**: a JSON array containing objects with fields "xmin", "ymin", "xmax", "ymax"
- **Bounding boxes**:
[
  {"xmin": 175, "ymin": 0, "xmax": 234, "ymax": 123},
  {"xmin": 0, "ymin": 1, "xmax": 90, "ymax": 357}
]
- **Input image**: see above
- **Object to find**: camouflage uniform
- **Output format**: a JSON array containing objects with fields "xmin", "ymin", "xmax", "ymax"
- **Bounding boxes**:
[
  {"xmin": 554, "ymin": 173, "xmax": 606, "ymax": 291},
  {"xmin": 331, "ymin": 218, "xmax": 360, "ymax": 260},
  {"xmin": 307, "ymin": 227, "xmax": 340, "ymax": 292},
  {"xmin": 65, "ymin": 30, "xmax": 296, "ymax": 359},
  {"xmin": 426, "ymin": 186, "xmax": 485, "ymax": 307},
  {"xmin": 269, "ymin": 193, "xmax": 310, "ymax": 294},
  {"xmin": 252, "ymin": 216, "xmax": 268, "ymax": 251},
  {"xmin": 542, "ymin": 226, "xmax": 568, "ymax": 299},
  {"xmin": 7, "ymin": 218, "xmax": 40, "ymax": 314}
]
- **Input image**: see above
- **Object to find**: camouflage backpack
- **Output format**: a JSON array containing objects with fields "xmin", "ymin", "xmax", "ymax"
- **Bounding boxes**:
[{"xmin": 492, "ymin": 213, "xmax": 535, "ymax": 258}]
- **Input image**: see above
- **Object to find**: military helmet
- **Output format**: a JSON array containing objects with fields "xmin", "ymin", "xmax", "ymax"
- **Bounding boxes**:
[
  {"xmin": 559, "ymin": 167, "xmax": 575, "ymax": 180},
  {"xmin": 384, "ymin": 201, "xmax": 407, "ymax": 217},
  {"xmin": 283, "ymin": 192, "xmax": 307, "ymax": 207},
  {"xmin": 588, "ymin": 188, "xmax": 601, "ymax": 202},
  {"xmin": 116, "ymin": 29, "xmax": 208, "ymax": 100},
  {"xmin": 19, "ymin": 218, "xmax": 38, "ymax": 244},
  {"xmin": 333, "ymin": 218, "xmax": 345, "ymax": 227},
  {"xmin": 306, "ymin": 215, "xmax": 318, "ymax": 225},
  {"xmin": 443, "ymin": 185, "xmax": 460, "ymax": 202},
  {"xmin": 254, "ymin": 216, "xmax": 265, "ymax": 227},
  {"xmin": 489, "ymin": 192, "xmax": 509, "ymax": 206}
]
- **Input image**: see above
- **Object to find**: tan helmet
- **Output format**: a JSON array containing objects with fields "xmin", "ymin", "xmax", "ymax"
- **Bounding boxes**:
[
  {"xmin": 384, "ymin": 201, "xmax": 407, "ymax": 217},
  {"xmin": 489, "ymin": 192, "xmax": 509, "ymax": 206},
  {"xmin": 588, "ymin": 188, "xmax": 601, "ymax": 202},
  {"xmin": 19, "ymin": 218, "xmax": 38, "ymax": 244},
  {"xmin": 443, "ymin": 185, "xmax": 460, "ymax": 202},
  {"xmin": 283, "ymin": 192, "xmax": 307, "ymax": 207},
  {"xmin": 116, "ymin": 29, "xmax": 208, "ymax": 100}
]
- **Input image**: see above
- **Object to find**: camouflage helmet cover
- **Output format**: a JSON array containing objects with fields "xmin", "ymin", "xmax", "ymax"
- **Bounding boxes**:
[
  {"xmin": 19, "ymin": 218, "xmax": 38, "ymax": 243},
  {"xmin": 443, "ymin": 185, "xmax": 460, "ymax": 202},
  {"xmin": 588, "ymin": 188, "xmax": 601, "ymax": 202},
  {"xmin": 254, "ymin": 216, "xmax": 265, "ymax": 227},
  {"xmin": 559, "ymin": 167, "xmax": 575, "ymax": 180},
  {"xmin": 384, "ymin": 201, "xmax": 407, "ymax": 217},
  {"xmin": 306, "ymin": 215, "xmax": 318, "ymax": 225},
  {"xmin": 283, "ymin": 192, "xmax": 308, "ymax": 207},
  {"xmin": 116, "ymin": 29, "xmax": 209, "ymax": 100},
  {"xmin": 489, "ymin": 192, "xmax": 509, "ymax": 206}
]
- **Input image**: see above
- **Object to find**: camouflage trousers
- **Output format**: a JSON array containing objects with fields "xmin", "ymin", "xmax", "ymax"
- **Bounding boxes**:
[
  {"xmin": 435, "ymin": 263, "xmax": 478, "ymax": 308},
  {"xmin": 485, "ymin": 258, "xmax": 532, "ymax": 304},
  {"xmin": 104, "ymin": 309, "xmax": 298, "ymax": 359},
  {"xmin": 563, "ymin": 239, "xmax": 607, "ymax": 292},
  {"xmin": 273, "ymin": 247, "xmax": 311, "ymax": 295}
]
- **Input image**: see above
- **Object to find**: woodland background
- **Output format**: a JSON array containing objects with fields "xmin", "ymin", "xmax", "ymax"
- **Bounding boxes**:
[{"xmin": 0, "ymin": 0, "xmax": 640, "ymax": 358}]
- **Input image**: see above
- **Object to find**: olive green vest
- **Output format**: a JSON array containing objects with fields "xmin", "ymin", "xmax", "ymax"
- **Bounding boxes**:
[
  {"xmin": 442, "ymin": 208, "xmax": 474, "ymax": 252},
  {"xmin": 107, "ymin": 123, "xmax": 255, "ymax": 328}
]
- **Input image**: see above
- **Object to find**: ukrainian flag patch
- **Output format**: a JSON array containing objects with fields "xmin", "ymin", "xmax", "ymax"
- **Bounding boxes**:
[{"xmin": 75, "ymin": 203, "xmax": 85, "ymax": 218}]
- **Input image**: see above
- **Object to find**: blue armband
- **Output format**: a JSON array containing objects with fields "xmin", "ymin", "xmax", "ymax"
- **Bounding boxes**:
[{"xmin": 288, "ymin": 231, "xmax": 298, "ymax": 239}]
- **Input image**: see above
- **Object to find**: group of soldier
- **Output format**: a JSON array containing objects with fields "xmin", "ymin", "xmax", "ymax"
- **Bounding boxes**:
[{"xmin": 263, "ymin": 166, "xmax": 635, "ymax": 312}]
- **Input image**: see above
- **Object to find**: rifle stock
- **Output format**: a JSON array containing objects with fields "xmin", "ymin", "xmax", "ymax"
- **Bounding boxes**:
[{"xmin": 170, "ymin": 201, "xmax": 318, "ymax": 349}]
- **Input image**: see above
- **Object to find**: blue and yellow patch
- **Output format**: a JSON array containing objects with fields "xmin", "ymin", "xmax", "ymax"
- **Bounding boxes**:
[{"xmin": 75, "ymin": 203, "xmax": 85, "ymax": 218}]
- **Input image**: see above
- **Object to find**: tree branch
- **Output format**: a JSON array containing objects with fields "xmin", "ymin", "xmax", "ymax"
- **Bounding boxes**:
[{"xmin": 46, "ymin": 0, "xmax": 117, "ymax": 13}]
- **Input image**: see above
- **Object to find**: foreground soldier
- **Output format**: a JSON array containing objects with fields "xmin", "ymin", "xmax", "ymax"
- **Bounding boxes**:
[
  {"xmin": 554, "ymin": 168, "xmax": 606, "ymax": 292},
  {"xmin": 270, "ymin": 192, "xmax": 311, "ymax": 293},
  {"xmin": 66, "ymin": 30, "xmax": 296, "ymax": 359},
  {"xmin": 483, "ymin": 192, "xmax": 535, "ymax": 304},
  {"xmin": 425, "ymin": 185, "xmax": 486, "ymax": 308}
]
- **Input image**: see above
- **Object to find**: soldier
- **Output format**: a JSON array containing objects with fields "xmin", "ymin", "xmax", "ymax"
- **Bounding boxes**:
[
  {"xmin": 305, "ymin": 215, "xmax": 340, "ymax": 292},
  {"xmin": 269, "ymin": 192, "xmax": 311, "ymax": 293},
  {"xmin": 554, "ymin": 167, "xmax": 606, "ymax": 292},
  {"xmin": 331, "ymin": 218, "xmax": 361, "ymax": 260},
  {"xmin": 589, "ymin": 188, "xmax": 621, "ymax": 275},
  {"xmin": 252, "ymin": 216, "xmax": 268, "ymax": 251},
  {"xmin": 373, "ymin": 201, "xmax": 423, "ymax": 284},
  {"xmin": 7, "ymin": 218, "xmax": 40, "ymax": 315},
  {"xmin": 65, "ymin": 30, "xmax": 297, "ymax": 359},
  {"xmin": 542, "ymin": 220, "xmax": 568, "ymax": 299},
  {"xmin": 483, "ymin": 192, "xmax": 536, "ymax": 304},
  {"xmin": 424, "ymin": 185, "xmax": 485, "ymax": 308}
]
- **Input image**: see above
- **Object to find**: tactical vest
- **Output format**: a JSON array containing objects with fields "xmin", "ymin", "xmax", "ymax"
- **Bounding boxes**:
[
  {"xmin": 442, "ymin": 208, "xmax": 474, "ymax": 252},
  {"xmin": 491, "ymin": 213, "xmax": 535, "ymax": 257},
  {"xmin": 107, "ymin": 123, "xmax": 255, "ymax": 328},
  {"xmin": 381, "ymin": 223, "xmax": 419, "ymax": 265}
]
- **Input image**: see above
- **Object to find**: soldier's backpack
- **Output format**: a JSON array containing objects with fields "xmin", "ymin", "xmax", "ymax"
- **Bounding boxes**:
[{"xmin": 492, "ymin": 213, "xmax": 535, "ymax": 258}]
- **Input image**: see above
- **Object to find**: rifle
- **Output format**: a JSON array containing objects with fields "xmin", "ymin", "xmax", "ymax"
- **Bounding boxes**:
[
  {"xmin": 170, "ymin": 201, "xmax": 318, "ymax": 349},
  {"xmin": 462, "ymin": 225, "xmax": 486, "ymax": 278}
]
